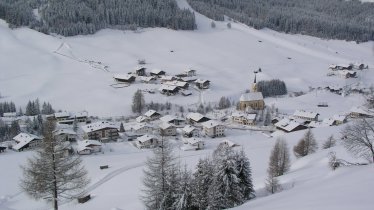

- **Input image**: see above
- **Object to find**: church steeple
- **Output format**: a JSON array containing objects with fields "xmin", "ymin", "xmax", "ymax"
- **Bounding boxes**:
[{"xmin": 252, "ymin": 71, "xmax": 258, "ymax": 92}]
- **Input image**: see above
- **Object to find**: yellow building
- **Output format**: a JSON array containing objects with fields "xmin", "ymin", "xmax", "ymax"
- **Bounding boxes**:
[{"xmin": 239, "ymin": 73, "xmax": 265, "ymax": 111}]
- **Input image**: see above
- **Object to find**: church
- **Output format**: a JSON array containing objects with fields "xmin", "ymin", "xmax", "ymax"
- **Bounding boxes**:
[{"xmin": 239, "ymin": 73, "xmax": 265, "ymax": 111}]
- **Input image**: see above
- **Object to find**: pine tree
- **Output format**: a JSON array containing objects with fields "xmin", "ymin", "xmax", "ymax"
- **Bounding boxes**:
[
  {"xmin": 20, "ymin": 119, "xmax": 89, "ymax": 210},
  {"xmin": 73, "ymin": 119, "xmax": 78, "ymax": 132},
  {"xmin": 192, "ymin": 158, "xmax": 214, "ymax": 210},
  {"xmin": 293, "ymin": 129, "xmax": 318, "ymax": 158},
  {"xmin": 235, "ymin": 149, "xmax": 255, "ymax": 200},
  {"xmin": 172, "ymin": 165, "xmax": 193, "ymax": 210},
  {"xmin": 9, "ymin": 120, "xmax": 20, "ymax": 138},
  {"xmin": 119, "ymin": 122, "xmax": 125, "ymax": 132}
]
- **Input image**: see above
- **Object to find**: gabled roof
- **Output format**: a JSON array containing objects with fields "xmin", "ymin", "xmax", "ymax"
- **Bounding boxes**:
[
  {"xmin": 113, "ymin": 74, "xmax": 135, "ymax": 80},
  {"xmin": 151, "ymin": 69, "xmax": 165, "ymax": 74},
  {"xmin": 202, "ymin": 120, "xmax": 223, "ymax": 129},
  {"xmin": 183, "ymin": 125, "xmax": 198, "ymax": 133},
  {"xmin": 139, "ymin": 76, "xmax": 156, "ymax": 82},
  {"xmin": 240, "ymin": 92, "xmax": 264, "ymax": 102},
  {"xmin": 134, "ymin": 66, "xmax": 146, "ymax": 71},
  {"xmin": 350, "ymin": 106, "xmax": 374, "ymax": 116},
  {"xmin": 55, "ymin": 111, "xmax": 70, "ymax": 118},
  {"xmin": 159, "ymin": 85, "xmax": 179, "ymax": 91},
  {"xmin": 195, "ymin": 79, "xmax": 210, "ymax": 84},
  {"xmin": 160, "ymin": 115, "xmax": 183, "ymax": 123},
  {"xmin": 137, "ymin": 134, "xmax": 158, "ymax": 143},
  {"xmin": 293, "ymin": 110, "xmax": 319, "ymax": 119},
  {"xmin": 3, "ymin": 112, "xmax": 17, "ymax": 117},
  {"xmin": 160, "ymin": 76, "xmax": 176, "ymax": 81},
  {"xmin": 13, "ymin": 133, "xmax": 42, "ymax": 150},
  {"xmin": 231, "ymin": 112, "xmax": 256, "ymax": 120},
  {"xmin": 164, "ymin": 81, "xmax": 188, "ymax": 87},
  {"xmin": 131, "ymin": 123, "xmax": 153, "ymax": 131},
  {"xmin": 77, "ymin": 140, "xmax": 102, "ymax": 152},
  {"xmin": 144, "ymin": 110, "xmax": 160, "ymax": 117},
  {"xmin": 136, "ymin": 116, "xmax": 148, "ymax": 123},
  {"xmin": 82, "ymin": 121, "xmax": 119, "ymax": 133},
  {"xmin": 74, "ymin": 111, "xmax": 88, "ymax": 118},
  {"xmin": 183, "ymin": 137, "xmax": 203, "ymax": 145},
  {"xmin": 220, "ymin": 139, "xmax": 238, "ymax": 147},
  {"xmin": 186, "ymin": 112, "xmax": 205, "ymax": 122},
  {"xmin": 53, "ymin": 129, "xmax": 77, "ymax": 136},
  {"xmin": 159, "ymin": 122, "xmax": 175, "ymax": 130},
  {"xmin": 275, "ymin": 118, "xmax": 306, "ymax": 132}
]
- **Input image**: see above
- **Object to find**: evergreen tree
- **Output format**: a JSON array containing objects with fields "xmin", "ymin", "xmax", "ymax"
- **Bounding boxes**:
[
  {"xmin": 119, "ymin": 122, "xmax": 125, "ymax": 132},
  {"xmin": 235, "ymin": 149, "xmax": 255, "ymax": 200},
  {"xmin": 172, "ymin": 165, "xmax": 193, "ymax": 210},
  {"xmin": 9, "ymin": 120, "xmax": 21, "ymax": 138},
  {"xmin": 191, "ymin": 158, "xmax": 214, "ymax": 210}
]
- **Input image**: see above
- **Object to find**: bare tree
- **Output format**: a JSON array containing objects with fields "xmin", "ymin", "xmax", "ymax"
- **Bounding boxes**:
[
  {"xmin": 20, "ymin": 120, "xmax": 89, "ymax": 210},
  {"xmin": 322, "ymin": 135, "xmax": 336, "ymax": 149},
  {"xmin": 341, "ymin": 119, "xmax": 374, "ymax": 163},
  {"xmin": 293, "ymin": 129, "xmax": 318, "ymax": 158},
  {"xmin": 268, "ymin": 138, "xmax": 291, "ymax": 177},
  {"xmin": 265, "ymin": 173, "xmax": 281, "ymax": 194},
  {"xmin": 132, "ymin": 89, "xmax": 145, "ymax": 114}
]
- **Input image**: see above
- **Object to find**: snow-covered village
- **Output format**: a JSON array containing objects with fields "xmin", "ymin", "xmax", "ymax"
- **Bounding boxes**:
[{"xmin": 1, "ymin": 0, "xmax": 374, "ymax": 210}]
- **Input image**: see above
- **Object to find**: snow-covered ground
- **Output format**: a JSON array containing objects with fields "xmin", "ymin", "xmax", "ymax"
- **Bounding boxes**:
[{"xmin": 1, "ymin": 0, "xmax": 374, "ymax": 209}]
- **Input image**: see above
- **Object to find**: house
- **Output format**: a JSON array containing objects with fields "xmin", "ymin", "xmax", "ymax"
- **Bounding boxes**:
[
  {"xmin": 293, "ymin": 110, "xmax": 319, "ymax": 122},
  {"xmin": 159, "ymin": 85, "xmax": 179, "ymax": 95},
  {"xmin": 274, "ymin": 118, "xmax": 308, "ymax": 133},
  {"xmin": 53, "ymin": 129, "xmax": 77, "ymax": 142},
  {"xmin": 12, "ymin": 133, "xmax": 42, "ymax": 152},
  {"xmin": 186, "ymin": 112, "xmax": 211, "ymax": 125},
  {"xmin": 136, "ymin": 134, "xmax": 159, "ymax": 149},
  {"xmin": 144, "ymin": 110, "xmax": 161, "ymax": 121},
  {"xmin": 136, "ymin": 116, "xmax": 149, "ymax": 123},
  {"xmin": 160, "ymin": 76, "xmax": 177, "ymax": 83},
  {"xmin": 326, "ymin": 85, "xmax": 343, "ymax": 94},
  {"xmin": 184, "ymin": 69, "xmax": 197, "ymax": 77},
  {"xmin": 182, "ymin": 125, "xmax": 200, "ymax": 137},
  {"xmin": 239, "ymin": 92, "xmax": 265, "ymax": 111},
  {"xmin": 73, "ymin": 111, "xmax": 89, "ymax": 123},
  {"xmin": 160, "ymin": 115, "xmax": 185, "ymax": 126},
  {"xmin": 3, "ymin": 112, "xmax": 17, "ymax": 118},
  {"xmin": 158, "ymin": 122, "xmax": 177, "ymax": 136},
  {"xmin": 150, "ymin": 69, "xmax": 166, "ymax": 77},
  {"xmin": 338, "ymin": 70, "xmax": 357, "ymax": 79},
  {"xmin": 0, "ymin": 145, "xmax": 6, "ymax": 153},
  {"xmin": 164, "ymin": 81, "xmax": 189, "ymax": 89},
  {"xmin": 178, "ymin": 77, "xmax": 197, "ymax": 83},
  {"xmin": 134, "ymin": 66, "xmax": 146, "ymax": 76},
  {"xmin": 181, "ymin": 137, "xmax": 204, "ymax": 151},
  {"xmin": 195, "ymin": 79, "xmax": 210, "ymax": 89},
  {"xmin": 219, "ymin": 139, "xmax": 238, "ymax": 148},
  {"xmin": 231, "ymin": 112, "xmax": 257, "ymax": 125},
  {"xmin": 139, "ymin": 76, "xmax": 157, "ymax": 83},
  {"xmin": 130, "ymin": 123, "xmax": 154, "ymax": 135},
  {"xmin": 77, "ymin": 140, "xmax": 102, "ymax": 155},
  {"xmin": 350, "ymin": 107, "xmax": 374, "ymax": 118},
  {"xmin": 81, "ymin": 121, "xmax": 119, "ymax": 142},
  {"xmin": 353, "ymin": 63, "xmax": 367, "ymax": 70},
  {"xmin": 201, "ymin": 120, "xmax": 225, "ymax": 138},
  {"xmin": 55, "ymin": 111, "xmax": 71, "ymax": 122},
  {"xmin": 113, "ymin": 74, "xmax": 136, "ymax": 83},
  {"xmin": 181, "ymin": 90, "xmax": 192, "ymax": 96}
]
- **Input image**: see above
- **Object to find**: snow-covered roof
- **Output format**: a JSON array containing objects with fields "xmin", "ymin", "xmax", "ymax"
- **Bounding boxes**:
[
  {"xmin": 74, "ymin": 111, "xmax": 88, "ymax": 118},
  {"xmin": 220, "ymin": 139, "xmax": 238, "ymax": 147},
  {"xmin": 160, "ymin": 115, "xmax": 177, "ymax": 123},
  {"xmin": 139, "ymin": 76, "xmax": 156, "ymax": 82},
  {"xmin": 77, "ymin": 140, "xmax": 102, "ymax": 152},
  {"xmin": 179, "ymin": 77, "xmax": 197, "ymax": 82},
  {"xmin": 151, "ymin": 69, "xmax": 164, "ymax": 74},
  {"xmin": 144, "ymin": 110, "xmax": 159, "ymax": 117},
  {"xmin": 275, "ymin": 118, "xmax": 304, "ymax": 132},
  {"xmin": 186, "ymin": 112, "xmax": 205, "ymax": 122},
  {"xmin": 159, "ymin": 85, "xmax": 178, "ymax": 91},
  {"xmin": 180, "ymin": 144, "xmax": 198, "ymax": 151},
  {"xmin": 350, "ymin": 107, "xmax": 374, "ymax": 116},
  {"xmin": 136, "ymin": 116, "xmax": 148, "ymax": 123},
  {"xmin": 333, "ymin": 115, "xmax": 347, "ymax": 122},
  {"xmin": 184, "ymin": 69, "xmax": 196, "ymax": 73},
  {"xmin": 239, "ymin": 92, "xmax": 264, "ymax": 102},
  {"xmin": 195, "ymin": 79, "xmax": 210, "ymax": 84},
  {"xmin": 3, "ymin": 112, "xmax": 17, "ymax": 117},
  {"xmin": 82, "ymin": 121, "xmax": 118, "ymax": 133},
  {"xmin": 13, "ymin": 133, "xmax": 42, "ymax": 150},
  {"xmin": 164, "ymin": 81, "xmax": 188, "ymax": 87},
  {"xmin": 202, "ymin": 120, "xmax": 222, "ymax": 129},
  {"xmin": 159, "ymin": 122, "xmax": 174, "ymax": 130},
  {"xmin": 55, "ymin": 111, "xmax": 70, "ymax": 118},
  {"xmin": 183, "ymin": 137, "xmax": 203, "ymax": 145},
  {"xmin": 309, "ymin": 121, "xmax": 327, "ymax": 128},
  {"xmin": 53, "ymin": 129, "xmax": 76, "ymax": 136},
  {"xmin": 160, "ymin": 76, "xmax": 176, "ymax": 81},
  {"xmin": 131, "ymin": 123, "xmax": 153, "ymax": 131},
  {"xmin": 137, "ymin": 134, "xmax": 158, "ymax": 143},
  {"xmin": 113, "ymin": 74, "xmax": 135, "ymax": 80},
  {"xmin": 231, "ymin": 112, "xmax": 256, "ymax": 120},
  {"xmin": 134, "ymin": 66, "xmax": 146, "ymax": 71},
  {"xmin": 293, "ymin": 110, "xmax": 319, "ymax": 119},
  {"xmin": 183, "ymin": 125, "xmax": 197, "ymax": 133},
  {"xmin": 181, "ymin": 90, "xmax": 192, "ymax": 95}
]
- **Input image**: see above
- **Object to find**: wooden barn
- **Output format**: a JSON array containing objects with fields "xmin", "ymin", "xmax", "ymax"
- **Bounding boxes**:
[
  {"xmin": 114, "ymin": 74, "xmax": 136, "ymax": 83},
  {"xmin": 134, "ymin": 66, "xmax": 146, "ymax": 76},
  {"xmin": 195, "ymin": 79, "xmax": 210, "ymax": 89},
  {"xmin": 150, "ymin": 69, "xmax": 166, "ymax": 77}
]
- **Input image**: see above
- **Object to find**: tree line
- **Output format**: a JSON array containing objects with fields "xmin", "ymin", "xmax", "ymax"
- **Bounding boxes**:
[
  {"xmin": 187, "ymin": 0, "xmax": 374, "ymax": 42},
  {"xmin": 0, "ymin": 0, "xmax": 196, "ymax": 36},
  {"xmin": 257, "ymin": 79, "xmax": 287, "ymax": 98}
]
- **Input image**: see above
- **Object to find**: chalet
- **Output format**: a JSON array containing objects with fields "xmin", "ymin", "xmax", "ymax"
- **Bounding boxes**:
[
  {"xmin": 181, "ymin": 137, "xmax": 204, "ymax": 151},
  {"xmin": 134, "ymin": 66, "xmax": 146, "ymax": 76},
  {"xmin": 3, "ymin": 112, "xmax": 17, "ymax": 118},
  {"xmin": 136, "ymin": 134, "xmax": 159, "ymax": 149},
  {"xmin": 139, "ymin": 76, "xmax": 156, "ymax": 83},
  {"xmin": 202, "ymin": 120, "xmax": 225, "ymax": 138},
  {"xmin": 164, "ymin": 81, "xmax": 189, "ymax": 89},
  {"xmin": 322, "ymin": 115, "xmax": 347, "ymax": 126},
  {"xmin": 231, "ymin": 112, "xmax": 256, "ymax": 125},
  {"xmin": 182, "ymin": 125, "xmax": 200, "ymax": 137},
  {"xmin": 184, "ymin": 69, "xmax": 197, "ymax": 77},
  {"xmin": 55, "ymin": 111, "xmax": 71, "ymax": 122},
  {"xmin": 53, "ymin": 129, "xmax": 77, "ymax": 142},
  {"xmin": 130, "ymin": 123, "xmax": 154, "ymax": 135},
  {"xmin": 350, "ymin": 107, "xmax": 374, "ymax": 118},
  {"xmin": 274, "ymin": 118, "xmax": 308, "ymax": 133},
  {"xmin": 160, "ymin": 115, "xmax": 185, "ymax": 126},
  {"xmin": 13, "ymin": 133, "xmax": 42, "ymax": 152},
  {"xmin": 53, "ymin": 111, "xmax": 88, "ymax": 124},
  {"xmin": 181, "ymin": 90, "xmax": 192, "ymax": 96},
  {"xmin": 160, "ymin": 76, "xmax": 177, "ymax": 83},
  {"xmin": 77, "ymin": 140, "xmax": 102, "ymax": 155},
  {"xmin": 158, "ymin": 122, "xmax": 177, "ymax": 136},
  {"xmin": 159, "ymin": 85, "xmax": 179, "ymax": 95},
  {"xmin": 0, "ymin": 145, "xmax": 7, "ymax": 153},
  {"xmin": 293, "ymin": 110, "xmax": 319, "ymax": 122},
  {"xmin": 195, "ymin": 79, "xmax": 210, "ymax": 89},
  {"xmin": 338, "ymin": 70, "xmax": 356, "ymax": 79},
  {"xmin": 113, "ymin": 74, "xmax": 136, "ymax": 83},
  {"xmin": 186, "ymin": 112, "xmax": 210, "ymax": 125},
  {"xmin": 81, "ymin": 121, "xmax": 119, "ymax": 142},
  {"xmin": 73, "ymin": 111, "xmax": 89, "ymax": 123},
  {"xmin": 136, "ymin": 116, "xmax": 149, "ymax": 123},
  {"xmin": 144, "ymin": 110, "xmax": 161, "ymax": 121},
  {"xmin": 219, "ymin": 139, "xmax": 238, "ymax": 148},
  {"xmin": 150, "ymin": 69, "xmax": 166, "ymax": 77},
  {"xmin": 239, "ymin": 92, "xmax": 265, "ymax": 111}
]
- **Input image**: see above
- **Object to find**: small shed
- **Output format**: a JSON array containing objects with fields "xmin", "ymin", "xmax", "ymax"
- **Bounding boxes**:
[{"xmin": 134, "ymin": 66, "xmax": 146, "ymax": 76}]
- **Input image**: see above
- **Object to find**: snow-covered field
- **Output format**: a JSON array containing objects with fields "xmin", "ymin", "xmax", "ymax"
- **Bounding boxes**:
[{"xmin": 1, "ymin": 0, "xmax": 374, "ymax": 209}]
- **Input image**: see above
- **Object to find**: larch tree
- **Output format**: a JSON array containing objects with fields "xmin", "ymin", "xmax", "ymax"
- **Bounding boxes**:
[
  {"xmin": 341, "ymin": 119, "xmax": 374, "ymax": 163},
  {"xmin": 293, "ymin": 129, "xmax": 318, "ymax": 158},
  {"xmin": 268, "ymin": 138, "xmax": 291, "ymax": 177},
  {"xmin": 132, "ymin": 89, "xmax": 145, "ymax": 114},
  {"xmin": 322, "ymin": 135, "xmax": 336, "ymax": 149},
  {"xmin": 20, "ymin": 119, "xmax": 89, "ymax": 210}
]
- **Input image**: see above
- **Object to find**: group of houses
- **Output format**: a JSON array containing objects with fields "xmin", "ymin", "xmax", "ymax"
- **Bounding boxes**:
[
  {"xmin": 327, "ymin": 63, "xmax": 368, "ymax": 79},
  {"xmin": 113, "ymin": 66, "xmax": 211, "ymax": 96}
]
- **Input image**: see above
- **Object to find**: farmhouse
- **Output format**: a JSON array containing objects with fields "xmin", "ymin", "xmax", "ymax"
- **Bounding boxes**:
[
  {"xmin": 158, "ymin": 122, "xmax": 177, "ymax": 136},
  {"xmin": 293, "ymin": 110, "xmax": 319, "ymax": 122},
  {"xmin": 184, "ymin": 69, "xmax": 197, "ymax": 77},
  {"xmin": 239, "ymin": 92, "xmax": 265, "ymax": 111},
  {"xmin": 13, "ymin": 133, "xmax": 42, "ymax": 152},
  {"xmin": 136, "ymin": 134, "xmax": 159, "ymax": 149},
  {"xmin": 231, "ymin": 112, "xmax": 257, "ymax": 125},
  {"xmin": 202, "ymin": 120, "xmax": 225, "ymax": 138},
  {"xmin": 144, "ymin": 110, "xmax": 162, "ymax": 121},
  {"xmin": 160, "ymin": 115, "xmax": 185, "ymax": 126},
  {"xmin": 159, "ymin": 85, "xmax": 179, "ymax": 95},
  {"xmin": 82, "ymin": 121, "xmax": 119, "ymax": 142},
  {"xmin": 55, "ymin": 111, "xmax": 71, "ymax": 122},
  {"xmin": 113, "ymin": 74, "xmax": 136, "ymax": 83},
  {"xmin": 77, "ymin": 140, "xmax": 102, "ymax": 155},
  {"xmin": 160, "ymin": 76, "xmax": 176, "ymax": 83},
  {"xmin": 178, "ymin": 77, "xmax": 197, "ymax": 83},
  {"xmin": 150, "ymin": 69, "xmax": 166, "ymax": 77},
  {"xmin": 164, "ymin": 81, "xmax": 189, "ymax": 89},
  {"xmin": 134, "ymin": 66, "xmax": 146, "ymax": 76},
  {"xmin": 195, "ymin": 79, "xmax": 210, "ymax": 89},
  {"xmin": 181, "ymin": 137, "xmax": 204, "ymax": 151},
  {"xmin": 139, "ymin": 76, "xmax": 156, "ymax": 83},
  {"xmin": 130, "ymin": 123, "xmax": 154, "ymax": 135},
  {"xmin": 186, "ymin": 112, "xmax": 210, "ymax": 125},
  {"xmin": 274, "ymin": 118, "xmax": 308, "ymax": 133},
  {"xmin": 181, "ymin": 90, "xmax": 192, "ymax": 96},
  {"xmin": 321, "ymin": 115, "xmax": 347, "ymax": 126},
  {"xmin": 182, "ymin": 125, "xmax": 200, "ymax": 137},
  {"xmin": 53, "ymin": 129, "xmax": 77, "ymax": 142},
  {"xmin": 350, "ymin": 107, "xmax": 374, "ymax": 118}
]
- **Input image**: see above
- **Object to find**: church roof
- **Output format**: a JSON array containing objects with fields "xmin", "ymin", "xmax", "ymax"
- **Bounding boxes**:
[{"xmin": 240, "ymin": 92, "xmax": 264, "ymax": 102}]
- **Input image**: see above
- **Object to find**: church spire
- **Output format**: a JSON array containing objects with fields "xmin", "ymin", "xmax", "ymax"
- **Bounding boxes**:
[{"xmin": 252, "ymin": 71, "xmax": 258, "ymax": 92}]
